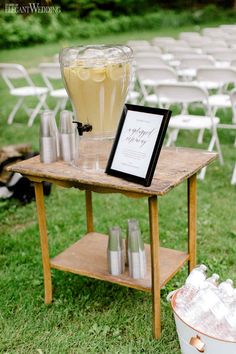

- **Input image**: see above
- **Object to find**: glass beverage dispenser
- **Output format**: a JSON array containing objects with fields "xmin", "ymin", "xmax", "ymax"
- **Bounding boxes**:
[{"xmin": 59, "ymin": 45, "xmax": 133, "ymax": 169}]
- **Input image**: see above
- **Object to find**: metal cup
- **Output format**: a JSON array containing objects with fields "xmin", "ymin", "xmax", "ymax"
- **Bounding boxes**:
[
  {"xmin": 40, "ymin": 136, "xmax": 57, "ymax": 163},
  {"xmin": 127, "ymin": 219, "xmax": 146, "ymax": 279},
  {"xmin": 40, "ymin": 110, "xmax": 58, "ymax": 163},
  {"xmin": 107, "ymin": 226, "xmax": 125, "ymax": 276},
  {"xmin": 59, "ymin": 110, "xmax": 75, "ymax": 162}
]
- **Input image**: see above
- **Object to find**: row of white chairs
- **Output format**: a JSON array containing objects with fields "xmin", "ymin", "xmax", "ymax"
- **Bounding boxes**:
[
  {"xmin": 128, "ymin": 64, "xmax": 236, "ymax": 182},
  {"xmin": 0, "ymin": 63, "xmax": 67, "ymax": 126},
  {"xmin": 1, "ymin": 60, "xmax": 235, "ymax": 183}
]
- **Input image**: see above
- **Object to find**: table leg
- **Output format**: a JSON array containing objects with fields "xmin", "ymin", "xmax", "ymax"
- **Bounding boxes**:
[
  {"xmin": 34, "ymin": 182, "xmax": 52, "ymax": 304},
  {"xmin": 148, "ymin": 195, "xmax": 161, "ymax": 339},
  {"xmin": 85, "ymin": 190, "xmax": 94, "ymax": 233},
  {"xmin": 188, "ymin": 174, "xmax": 197, "ymax": 273}
]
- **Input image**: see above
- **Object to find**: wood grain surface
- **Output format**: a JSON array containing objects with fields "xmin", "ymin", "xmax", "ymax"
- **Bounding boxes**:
[
  {"xmin": 8, "ymin": 144, "xmax": 218, "ymax": 196},
  {"xmin": 50, "ymin": 232, "xmax": 189, "ymax": 292}
]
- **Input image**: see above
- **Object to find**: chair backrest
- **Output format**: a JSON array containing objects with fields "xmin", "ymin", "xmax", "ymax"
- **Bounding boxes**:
[
  {"xmin": 127, "ymin": 40, "xmax": 151, "ymax": 47},
  {"xmin": 179, "ymin": 32, "xmax": 202, "ymax": 41},
  {"xmin": 137, "ymin": 65, "xmax": 177, "ymax": 83},
  {"xmin": 179, "ymin": 56, "xmax": 215, "ymax": 69},
  {"xmin": 187, "ymin": 37, "xmax": 211, "ymax": 48},
  {"xmin": 220, "ymin": 24, "xmax": 236, "ymax": 32},
  {"xmin": 152, "ymin": 37, "xmax": 175, "ymax": 45},
  {"xmin": 162, "ymin": 44, "xmax": 192, "ymax": 53},
  {"xmin": 154, "ymin": 83, "xmax": 208, "ymax": 105},
  {"xmin": 0, "ymin": 63, "xmax": 34, "ymax": 90},
  {"xmin": 230, "ymin": 88, "xmax": 236, "ymax": 123},
  {"xmin": 211, "ymin": 51, "xmax": 236, "ymax": 62},
  {"xmin": 202, "ymin": 27, "xmax": 226, "ymax": 38},
  {"xmin": 200, "ymin": 41, "xmax": 228, "ymax": 53},
  {"xmin": 231, "ymin": 59, "xmax": 236, "ymax": 68},
  {"xmin": 196, "ymin": 67, "xmax": 236, "ymax": 85},
  {"xmin": 135, "ymin": 52, "xmax": 162, "ymax": 58},
  {"xmin": 39, "ymin": 63, "xmax": 62, "ymax": 91},
  {"xmin": 134, "ymin": 47, "xmax": 162, "ymax": 55},
  {"xmin": 225, "ymin": 35, "xmax": 236, "ymax": 46},
  {"xmin": 169, "ymin": 49, "xmax": 200, "ymax": 59},
  {"xmin": 135, "ymin": 56, "xmax": 167, "ymax": 67}
]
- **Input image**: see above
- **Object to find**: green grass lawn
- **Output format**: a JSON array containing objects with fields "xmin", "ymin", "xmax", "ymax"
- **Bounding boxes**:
[{"xmin": 0, "ymin": 25, "xmax": 236, "ymax": 354}]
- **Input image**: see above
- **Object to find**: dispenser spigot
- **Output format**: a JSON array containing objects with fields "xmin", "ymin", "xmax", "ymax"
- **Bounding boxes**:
[{"xmin": 73, "ymin": 121, "xmax": 92, "ymax": 136}]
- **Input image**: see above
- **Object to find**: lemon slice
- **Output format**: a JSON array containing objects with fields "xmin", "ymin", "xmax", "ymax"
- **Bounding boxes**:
[
  {"xmin": 91, "ymin": 67, "xmax": 106, "ymax": 82},
  {"xmin": 77, "ymin": 67, "xmax": 90, "ymax": 81},
  {"xmin": 107, "ymin": 64, "xmax": 124, "ymax": 80}
]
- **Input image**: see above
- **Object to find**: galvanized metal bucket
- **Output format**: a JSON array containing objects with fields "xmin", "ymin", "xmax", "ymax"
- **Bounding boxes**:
[{"xmin": 171, "ymin": 291, "xmax": 236, "ymax": 353}]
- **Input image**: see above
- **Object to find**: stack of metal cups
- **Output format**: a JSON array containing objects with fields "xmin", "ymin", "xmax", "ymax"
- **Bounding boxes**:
[
  {"xmin": 107, "ymin": 226, "xmax": 125, "ymax": 276},
  {"xmin": 127, "ymin": 219, "xmax": 146, "ymax": 279},
  {"xmin": 59, "ymin": 110, "xmax": 75, "ymax": 162},
  {"xmin": 40, "ymin": 110, "xmax": 59, "ymax": 163}
]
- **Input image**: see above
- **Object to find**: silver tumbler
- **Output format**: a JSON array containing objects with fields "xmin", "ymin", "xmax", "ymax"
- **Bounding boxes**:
[
  {"xmin": 127, "ymin": 219, "xmax": 146, "ymax": 279},
  {"xmin": 59, "ymin": 110, "xmax": 75, "ymax": 162},
  {"xmin": 40, "ymin": 110, "xmax": 58, "ymax": 163},
  {"xmin": 107, "ymin": 226, "xmax": 125, "ymax": 276}
]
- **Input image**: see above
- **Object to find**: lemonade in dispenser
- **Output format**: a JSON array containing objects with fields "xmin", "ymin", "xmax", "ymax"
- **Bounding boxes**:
[{"xmin": 60, "ymin": 45, "xmax": 133, "ymax": 168}]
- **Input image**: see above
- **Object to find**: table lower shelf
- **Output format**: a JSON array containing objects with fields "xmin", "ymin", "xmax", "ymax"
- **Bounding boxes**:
[{"xmin": 50, "ymin": 232, "xmax": 189, "ymax": 292}]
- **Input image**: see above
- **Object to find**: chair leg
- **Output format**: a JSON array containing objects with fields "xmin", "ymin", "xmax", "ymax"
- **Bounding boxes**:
[
  {"xmin": 166, "ymin": 129, "xmax": 179, "ymax": 147},
  {"xmin": 23, "ymin": 104, "xmax": 31, "ymax": 116},
  {"xmin": 213, "ymin": 131, "xmax": 224, "ymax": 165},
  {"xmin": 53, "ymin": 100, "xmax": 62, "ymax": 117},
  {"xmin": 198, "ymin": 166, "xmax": 207, "ymax": 180},
  {"xmin": 231, "ymin": 163, "xmax": 236, "ymax": 185},
  {"xmin": 61, "ymin": 98, "xmax": 68, "ymax": 110},
  {"xmin": 198, "ymin": 129, "xmax": 223, "ymax": 180},
  {"xmin": 8, "ymin": 97, "xmax": 24, "ymax": 124},
  {"xmin": 28, "ymin": 94, "xmax": 47, "ymax": 127},
  {"xmin": 197, "ymin": 128, "xmax": 205, "ymax": 144},
  {"xmin": 54, "ymin": 98, "xmax": 68, "ymax": 116}
]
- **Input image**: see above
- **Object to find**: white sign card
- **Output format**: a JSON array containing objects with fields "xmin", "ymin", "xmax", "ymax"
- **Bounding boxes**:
[{"xmin": 106, "ymin": 104, "xmax": 171, "ymax": 186}]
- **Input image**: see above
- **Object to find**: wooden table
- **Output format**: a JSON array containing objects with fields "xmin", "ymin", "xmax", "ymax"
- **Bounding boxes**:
[{"xmin": 8, "ymin": 144, "xmax": 217, "ymax": 339}]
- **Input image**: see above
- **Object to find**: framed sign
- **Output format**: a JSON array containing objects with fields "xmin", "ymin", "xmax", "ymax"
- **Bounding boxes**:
[{"xmin": 105, "ymin": 104, "xmax": 171, "ymax": 187}]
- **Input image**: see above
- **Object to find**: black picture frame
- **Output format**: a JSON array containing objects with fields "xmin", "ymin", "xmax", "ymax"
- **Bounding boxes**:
[{"xmin": 105, "ymin": 104, "xmax": 172, "ymax": 187}]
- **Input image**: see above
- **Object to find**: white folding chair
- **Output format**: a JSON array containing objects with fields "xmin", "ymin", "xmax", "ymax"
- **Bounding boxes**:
[
  {"xmin": 133, "ymin": 46, "xmax": 162, "ymax": 54},
  {"xmin": 135, "ymin": 55, "xmax": 168, "ymax": 67},
  {"xmin": 136, "ymin": 65, "xmax": 178, "ymax": 105},
  {"xmin": 196, "ymin": 67, "xmax": 236, "ymax": 115},
  {"xmin": 0, "ymin": 63, "xmax": 49, "ymax": 126},
  {"xmin": 39, "ymin": 63, "xmax": 68, "ymax": 116},
  {"xmin": 202, "ymin": 27, "xmax": 226, "ymax": 38},
  {"xmin": 200, "ymin": 40, "xmax": 228, "ymax": 54},
  {"xmin": 220, "ymin": 24, "xmax": 236, "ymax": 33},
  {"xmin": 179, "ymin": 32, "xmax": 202, "ymax": 41},
  {"xmin": 231, "ymin": 59, "xmax": 236, "ymax": 68},
  {"xmin": 211, "ymin": 50, "xmax": 236, "ymax": 67},
  {"xmin": 178, "ymin": 56, "xmax": 215, "ymax": 81},
  {"xmin": 127, "ymin": 40, "xmax": 151, "ymax": 47},
  {"xmin": 161, "ymin": 43, "xmax": 194, "ymax": 53},
  {"xmin": 154, "ymin": 82, "xmax": 223, "ymax": 179},
  {"xmin": 151, "ymin": 37, "xmax": 176, "ymax": 47},
  {"xmin": 186, "ymin": 36, "xmax": 211, "ymax": 47}
]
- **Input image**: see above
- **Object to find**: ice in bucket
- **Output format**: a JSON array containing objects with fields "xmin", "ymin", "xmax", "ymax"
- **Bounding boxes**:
[{"xmin": 170, "ymin": 265, "xmax": 236, "ymax": 342}]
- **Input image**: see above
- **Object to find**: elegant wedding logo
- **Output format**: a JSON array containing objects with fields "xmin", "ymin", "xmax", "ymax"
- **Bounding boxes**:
[{"xmin": 5, "ymin": 2, "xmax": 61, "ymax": 14}]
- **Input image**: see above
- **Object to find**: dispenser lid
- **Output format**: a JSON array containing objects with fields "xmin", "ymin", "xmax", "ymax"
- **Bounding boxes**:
[{"xmin": 60, "ymin": 45, "xmax": 133, "ymax": 68}]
